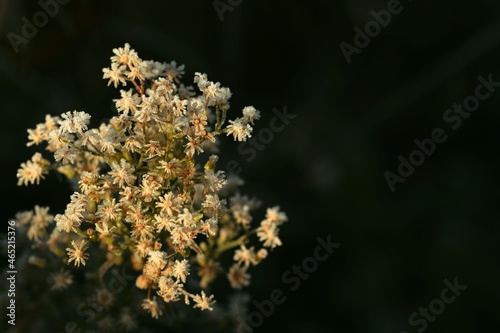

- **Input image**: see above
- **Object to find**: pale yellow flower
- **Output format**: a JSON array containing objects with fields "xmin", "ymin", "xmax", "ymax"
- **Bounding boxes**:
[
  {"xmin": 48, "ymin": 268, "xmax": 73, "ymax": 291},
  {"xmin": 193, "ymin": 291, "xmax": 215, "ymax": 311},
  {"xmin": 227, "ymin": 264, "xmax": 250, "ymax": 290},
  {"xmin": 66, "ymin": 239, "xmax": 89, "ymax": 267}
]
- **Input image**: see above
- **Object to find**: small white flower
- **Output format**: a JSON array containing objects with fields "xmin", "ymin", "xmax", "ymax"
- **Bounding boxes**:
[
  {"xmin": 103, "ymin": 62, "xmax": 127, "ymax": 88},
  {"xmin": 233, "ymin": 245, "xmax": 257, "ymax": 267},
  {"xmin": 265, "ymin": 206, "xmax": 288, "ymax": 225},
  {"xmin": 66, "ymin": 239, "xmax": 90, "ymax": 267},
  {"xmin": 58, "ymin": 111, "xmax": 91, "ymax": 135},
  {"xmin": 242, "ymin": 106, "xmax": 260, "ymax": 124},
  {"xmin": 172, "ymin": 259, "xmax": 190, "ymax": 283},
  {"xmin": 114, "ymin": 89, "xmax": 140, "ymax": 115},
  {"xmin": 193, "ymin": 291, "xmax": 215, "ymax": 311},
  {"xmin": 226, "ymin": 118, "xmax": 252, "ymax": 142}
]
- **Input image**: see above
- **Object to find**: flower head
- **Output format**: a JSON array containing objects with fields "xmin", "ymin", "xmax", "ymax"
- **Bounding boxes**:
[
  {"xmin": 193, "ymin": 291, "xmax": 215, "ymax": 311},
  {"xmin": 48, "ymin": 269, "xmax": 73, "ymax": 291},
  {"xmin": 14, "ymin": 43, "xmax": 288, "ymax": 326},
  {"xmin": 66, "ymin": 239, "xmax": 90, "ymax": 267}
]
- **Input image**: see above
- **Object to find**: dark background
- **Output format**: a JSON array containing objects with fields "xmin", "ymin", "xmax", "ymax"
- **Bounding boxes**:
[{"xmin": 1, "ymin": 0, "xmax": 500, "ymax": 332}]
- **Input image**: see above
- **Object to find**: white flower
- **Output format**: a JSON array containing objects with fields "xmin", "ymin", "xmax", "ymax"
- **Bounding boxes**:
[
  {"xmin": 200, "ymin": 217, "xmax": 218, "ymax": 236},
  {"xmin": 265, "ymin": 206, "xmax": 288, "ymax": 225},
  {"xmin": 256, "ymin": 220, "xmax": 282, "ymax": 248},
  {"xmin": 226, "ymin": 118, "xmax": 252, "ymax": 142},
  {"xmin": 203, "ymin": 82, "xmax": 231, "ymax": 106},
  {"xmin": 242, "ymin": 106, "xmax": 260, "ymax": 124},
  {"xmin": 194, "ymin": 72, "xmax": 209, "ymax": 89},
  {"xmin": 172, "ymin": 259, "xmax": 190, "ymax": 283},
  {"xmin": 15, "ymin": 44, "xmax": 289, "ymax": 320},
  {"xmin": 202, "ymin": 194, "xmax": 226, "ymax": 218},
  {"xmin": 114, "ymin": 89, "xmax": 140, "ymax": 115},
  {"xmin": 66, "ymin": 239, "xmax": 90, "ymax": 267},
  {"xmin": 233, "ymin": 245, "xmax": 257, "ymax": 267},
  {"xmin": 110, "ymin": 42, "xmax": 140, "ymax": 67},
  {"xmin": 27, "ymin": 123, "xmax": 48, "ymax": 146},
  {"xmin": 55, "ymin": 214, "xmax": 77, "ymax": 233},
  {"xmin": 164, "ymin": 61, "xmax": 185, "ymax": 82},
  {"xmin": 184, "ymin": 135, "xmax": 204, "ymax": 156},
  {"xmin": 170, "ymin": 95, "xmax": 187, "ymax": 116},
  {"xmin": 147, "ymin": 250, "xmax": 168, "ymax": 268},
  {"xmin": 16, "ymin": 160, "xmax": 45, "ymax": 186},
  {"xmin": 54, "ymin": 145, "xmax": 79, "ymax": 164},
  {"xmin": 96, "ymin": 198, "xmax": 121, "ymax": 223},
  {"xmin": 176, "ymin": 208, "xmax": 195, "ymax": 228},
  {"xmin": 193, "ymin": 291, "xmax": 215, "ymax": 311},
  {"xmin": 109, "ymin": 159, "xmax": 136, "ymax": 188},
  {"xmin": 95, "ymin": 221, "xmax": 117, "ymax": 239},
  {"xmin": 155, "ymin": 192, "xmax": 181, "ymax": 217},
  {"xmin": 102, "ymin": 62, "xmax": 127, "ymax": 88},
  {"xmin": 157, "ymin": 276, "xmax": 181, "ymax": 303},
  {"xmin": 58, "ymin": 111, "xmax": 91, "ymax": 135},
  {"xmin": 204, "ymin": 169, "xmax": 226, "ymax": 193}
]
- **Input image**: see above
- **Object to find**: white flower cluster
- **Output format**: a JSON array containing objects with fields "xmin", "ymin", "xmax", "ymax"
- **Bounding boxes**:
[{"xmin": 15, "ymin": 43, "xmax": 287, "ymax": 321}]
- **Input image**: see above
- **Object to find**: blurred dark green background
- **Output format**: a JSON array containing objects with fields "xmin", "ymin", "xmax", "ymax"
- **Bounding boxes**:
[{"xmin": 1, "ymin": 0, "xmax": 500, "ymax": 332}]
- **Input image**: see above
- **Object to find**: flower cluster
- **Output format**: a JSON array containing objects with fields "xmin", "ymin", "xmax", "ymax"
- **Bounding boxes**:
[{"xmin": 14, "ymin": 43, "xmax": 287, "ymax": 327}]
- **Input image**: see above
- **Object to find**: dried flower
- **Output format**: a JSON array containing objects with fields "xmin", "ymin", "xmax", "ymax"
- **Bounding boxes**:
[
  {"xmin": 48, "ymin": 269, "xmax": 73, "ymax": 291},
  {"xmin": 193, "ymin": 291, "xmax": 215, "ymax": 311},
  {"xmin": 66, "ymin": 239, "xmax": 89, "ymax": 267},
  {"xmin": 14, "ymin": 43, "xmax": 287, "ymax": 326}
]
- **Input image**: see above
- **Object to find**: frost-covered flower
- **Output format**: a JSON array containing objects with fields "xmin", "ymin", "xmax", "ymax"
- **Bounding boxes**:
[
  {"xmin": 66, "ymin": 239, "xmax": 89, "ymax": 267},
  {"xmin": 265, "ymin": 206, "xmax": 288, "ymax": 225},
  {"xmin": 103, "ymin": 62, "xmax": 127, "ymax": 88},
  {"xmin": 242, "ymin": 106, "xmax": 260, "ymax": 124},
  {"xmin": 256, "ymin": 220, "xmax": 283, "ymax": 248},
  {"xmin": 226, "ymin": 118, "xmax": 252, "ymax": 142},
  {"xmin": 233, "ymin": 245, "xmax": 257, "ymax": 267},
  {"xmin": 16, "ymin": 157, "xmax": 48, "ymax": 186},
  {"xmin": 142, "ymin": 297, "xmax": 163, "ymax": 319},
  {"xmin": 14, "ymin": 43, "xmax": 288, "ymax": 327},
  {"xmin": 109, "ymin": 159, "xmax": 136, "ymax": 188},
  {"xmin": 58, "ymin": 111, "xmax": 91, "ymax": 135},
  {"xmin": 193, "ymin": 291, "xmax": 215, "ymax": 311},
  {"xmin": 172, "ymin": 259, "xmax": 190, "ymax": 283}
]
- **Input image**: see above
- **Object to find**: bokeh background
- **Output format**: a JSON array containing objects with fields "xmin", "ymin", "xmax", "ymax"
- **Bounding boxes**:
[{"xmin": 1, "ymin": 0, "xmax": 500, "ymax": 332}]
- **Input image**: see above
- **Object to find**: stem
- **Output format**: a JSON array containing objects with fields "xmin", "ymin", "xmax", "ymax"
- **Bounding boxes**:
[{"xmin": 214, "ymin": 232, "xmax": 250, "ymax": 258}]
